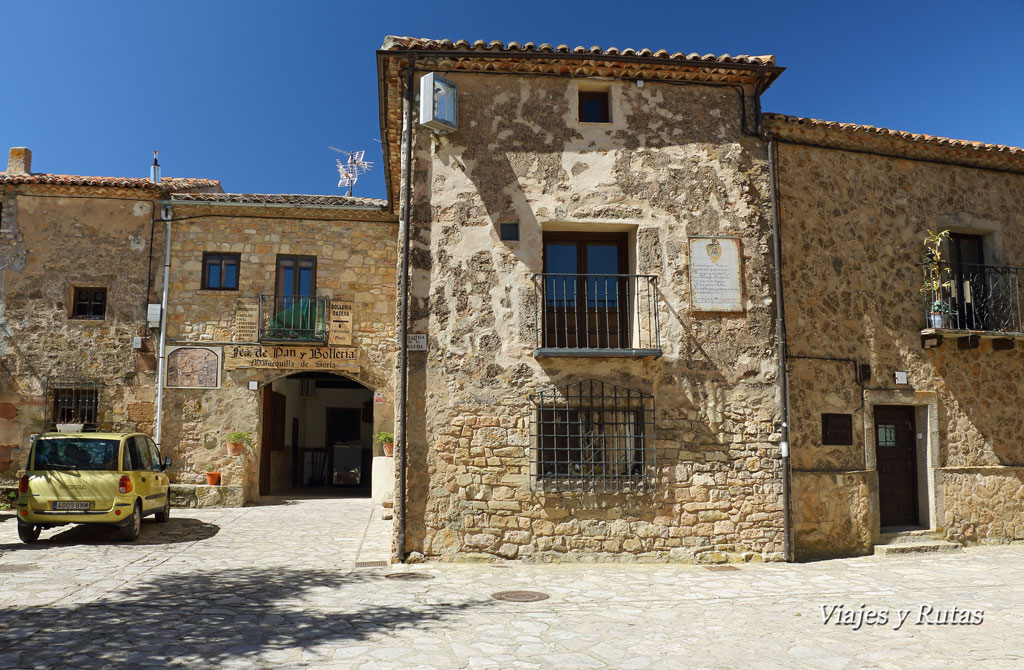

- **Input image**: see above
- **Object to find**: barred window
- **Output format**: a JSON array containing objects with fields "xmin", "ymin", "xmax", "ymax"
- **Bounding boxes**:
[
  {"xmin": 47, "ymin": 380, "xmax": 100, "ymax": 428},
  {"xmin": 532, "ymin": 380, "xmax": 655, "ymax": 493}
]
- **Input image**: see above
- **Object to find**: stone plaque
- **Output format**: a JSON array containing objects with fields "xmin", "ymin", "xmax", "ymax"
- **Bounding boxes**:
[
  {"xmin": 166, "ymin": 346, "xmax": 221, "ymax": 388},
  {"xmin": 234, "ymin": 298, "xmax": 259, "ymax": 342},
  {"xmin": 224, "ymin": 344, "xmax": 359, "ymax": 371},
  {"xmin": 688, "ymin": 237, "xmax": 743, "ymax": 312},
  {"xmin": 328, "ymin": 301, "xmax": 353, "ymax": 346}
]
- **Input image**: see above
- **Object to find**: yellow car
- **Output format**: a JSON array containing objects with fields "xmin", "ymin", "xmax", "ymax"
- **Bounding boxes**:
[{"xmin": 16, "ymin": 432, "xmax": 172, "ymax": 543}]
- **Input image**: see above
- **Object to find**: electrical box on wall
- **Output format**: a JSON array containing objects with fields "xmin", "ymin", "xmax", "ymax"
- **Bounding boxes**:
[
  {"xmin": 147, "ymin": 304, "xmax": 162, "ymax": 328},
  {"xmin": 419, "ymin": 72, "xmax": 458, "ymax": 134}
]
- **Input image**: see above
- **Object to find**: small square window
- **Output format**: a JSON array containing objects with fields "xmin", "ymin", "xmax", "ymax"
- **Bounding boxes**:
[
  {"xmin": 579, "ymin": 91, "xmax": 610, "ymax": 123},
  {"xmin": 821, "ymin": 413, "xmax": 853, "ymax": 445},
  {"xmin": 71, "ymin": 287, "xmax": 106, "ymax": 320},
  {"xmin": 50, "ymin": 386, "xmax": 99, "ymax": 426},
  {"xmin": 202, "ymin": 253, "xmax": 240, "ymax": 290},
  {"xmin": 499, "ymin": 222, "xmax": 519, "ymax": 241}
]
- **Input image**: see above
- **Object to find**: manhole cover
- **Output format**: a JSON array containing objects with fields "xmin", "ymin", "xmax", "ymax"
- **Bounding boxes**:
[
  {"xmin": 384, "ymin": 572, "xmax": 434, "ymax": 581},
  {"xmin": 491, "ymin": 590, "xmax": 550, "ymax": 602},
  {"xmin": 0, "ymin": 565, "xmax": 39, "ymax": 573},
  {"xmin": 704, "ymin": 565, "xmax": 740, "ymax": 571}
]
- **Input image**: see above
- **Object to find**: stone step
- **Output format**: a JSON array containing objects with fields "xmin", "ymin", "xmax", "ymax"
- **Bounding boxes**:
[
  {"xmin": 873, "ymin": 540, "xmax": 961, "ymax": 556},
  {"xmin": 878, "ymin": 529, "xmax": 945, "ymax": 545}
]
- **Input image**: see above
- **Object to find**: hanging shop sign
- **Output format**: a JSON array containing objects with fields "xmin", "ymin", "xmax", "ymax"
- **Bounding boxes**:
[
  {"xmin": 224, "ymin": 345, "xmax": 359, "ymax": 371},
  {"xmin": 688, "ymin": 236, "xmax": 744, "ymax": 312}
]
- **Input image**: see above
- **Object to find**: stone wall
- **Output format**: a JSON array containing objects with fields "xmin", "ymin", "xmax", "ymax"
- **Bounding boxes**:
[
  {"xmin": 405, "ymin": 72, "xmax": 784, "ymax": 562},
  {"xmin": 161, "ymin": 202, "xmax": 398, "ymax": 500},
  {"xmin": 777, "ymin": 140, "xmax": 1024, "ymax": 554},
  {"xmin": 0, "ymin": 186, "xmax": 161, "ymax": 479},
  {"xmin": 940, "ymin": 467, "xmax": 1024, "ymax": 543},
  {"xmin": 792, "ymin": 471, "xmax": 875, "ymax": 560}
]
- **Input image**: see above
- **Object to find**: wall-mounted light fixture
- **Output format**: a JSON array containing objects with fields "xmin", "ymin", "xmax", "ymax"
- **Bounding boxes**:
[{"xmin": 419, "ymin": 72, "xmax": 458, "ymax": 134}]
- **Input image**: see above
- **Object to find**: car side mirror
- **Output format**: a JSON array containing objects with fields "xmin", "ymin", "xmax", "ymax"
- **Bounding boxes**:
[{"xmin": 163, "ymin": 456, "xmax": 172, "ymax": 470}]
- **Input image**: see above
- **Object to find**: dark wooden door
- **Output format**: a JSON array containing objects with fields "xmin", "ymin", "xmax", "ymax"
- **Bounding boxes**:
[
  {"xmin": 874, "ymin": 405, "xmax": 919, "ymax": 527},
  {"xmin": 948, "ymin": 233, "xmax": 985, "ymax": 329},
  {"xmin": 259, "ymin": 389, "xmax": 286, "ymax": 495}
]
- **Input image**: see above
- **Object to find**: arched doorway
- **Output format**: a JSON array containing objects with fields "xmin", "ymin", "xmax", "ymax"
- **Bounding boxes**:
[{"xmin": 259, "ymin": 371, "xmax": 374, "ymax": 497}]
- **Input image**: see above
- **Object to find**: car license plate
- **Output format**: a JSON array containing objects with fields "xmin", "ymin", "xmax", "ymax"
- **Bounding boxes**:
[{"xmin": 53, "ymin": 501, "xmax": 90, "ymax": 511}]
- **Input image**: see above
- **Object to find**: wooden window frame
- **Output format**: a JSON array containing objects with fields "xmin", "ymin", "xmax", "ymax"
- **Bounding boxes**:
[
  {"xmin": 578, "ymin": 91, "xmax": 610, "ymax": 123},
  {"xmin": 70, "ymin": 286, "xmax": 107, "ymax": 320},
  {"xmin": 201, "ymin": 252, "xmax": 241, "ymax": 290},
  {"xmin": 275, "ymin": 254, "xmax": 318, "ymax": 298}
]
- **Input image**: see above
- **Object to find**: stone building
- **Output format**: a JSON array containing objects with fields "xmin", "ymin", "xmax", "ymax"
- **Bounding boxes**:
[
  {"xmin": 156, "ymin": 193, "xmax": 397, "ymax": 504},
  {"xmin": 0, "ymin": 148, "xmax": 219, "ymax": 474},
  {"xmin": 763, "ymin": 115, "xmax": 1024, "ymax": 558},
  {"xmin": 378, "ymin": 38, "xmax": 788, "ymax": 562}
]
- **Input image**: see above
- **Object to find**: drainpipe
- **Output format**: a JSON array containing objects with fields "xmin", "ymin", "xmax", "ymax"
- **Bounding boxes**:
[
  {"xmin": 154, "ymin": 205, "xmax": 172, "ymax": 448},
  {"xmin": 395, "ymin": 55, "xmax": 416, "ymax": 562},
  {"xmin": 767, "ymin": 139, "xmax": 794, "ymax": 562}
]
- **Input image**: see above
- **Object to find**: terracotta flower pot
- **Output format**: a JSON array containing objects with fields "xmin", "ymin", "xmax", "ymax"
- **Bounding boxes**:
[
  {"xmin": 226, "ymin": 442, "xmax": 243, "ymax": 457},
  {"xmin": 382, "ymin": 442, "xmax": 394, "ymax": 457},
  {"xmin": 206, "ymin": 472, "xmax": 221, "ymax": 486}
]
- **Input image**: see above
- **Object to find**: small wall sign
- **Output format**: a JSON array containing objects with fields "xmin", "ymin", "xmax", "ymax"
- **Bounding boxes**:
[
  {"xmin": 165, "ymin": 346, "xmax": 221, "ymax": 389},
  {"xmin": 374, "ymin": 390, "xmax": 385, "ymax": 404},
  {"xmin": 328, "ymin": 300, "xmax": 353, "ymax": 346},
  {"xmin": 894, "ymin": 371, "xmax": 909, "ymax": 385},
  {"xmin": 234, "ymin": 299, "xmax": 259, "ymax": 342},
  {"xmin": 407, "ymin": 334, "xmax": 427, "ymax": 351}
]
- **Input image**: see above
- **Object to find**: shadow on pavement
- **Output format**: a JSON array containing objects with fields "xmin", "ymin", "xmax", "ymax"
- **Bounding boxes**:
[
  {"xmin": 0, "ymin": 517, "xmax": 219, "ymax": 551},
  {"xmin": 0, "ymin": 511, "xmax": 15, "ymax": 524},
  {"xmin": 0, "ymin": 567, "xmax": 489, "ymax": 666}
]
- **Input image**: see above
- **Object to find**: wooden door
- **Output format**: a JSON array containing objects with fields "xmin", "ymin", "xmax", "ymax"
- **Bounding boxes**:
[
  {"xmin": 259, "ymin": 388, "xmax": 286, "ymax": 495},
  {"xmin": 542, "ymin": 232, "xmax": 628, "ymax": 349},
  {"xmin": 874, "ymin": 405, "xmax": 919, "ymax": 527}
]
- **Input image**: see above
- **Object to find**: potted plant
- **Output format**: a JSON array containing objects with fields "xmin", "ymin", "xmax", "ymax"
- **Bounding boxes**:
[
  {"xmin": 922, "ymin": 229, "xmax": 953, "ymax": 328},
  {"xmin": 375, "ymin": 431, "xmax": 395, "ymax": 457},
  {"xmin": 204, "ymin": 462, "xmax": 221, "ymax": 486},
  {"xmin": 225, "ymin": 431, "xmax": 253, "ymax": 457}
]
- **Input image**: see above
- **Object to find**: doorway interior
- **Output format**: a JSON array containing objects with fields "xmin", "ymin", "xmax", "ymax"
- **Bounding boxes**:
[{"xmin": 260, "ymin": 372, "xmax": 374, "ymax": 497}]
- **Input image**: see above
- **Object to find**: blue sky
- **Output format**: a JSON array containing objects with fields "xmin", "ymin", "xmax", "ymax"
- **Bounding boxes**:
[{"xmin": 4, "ymin": 1, "xmax": 1022, "ymax": 200}]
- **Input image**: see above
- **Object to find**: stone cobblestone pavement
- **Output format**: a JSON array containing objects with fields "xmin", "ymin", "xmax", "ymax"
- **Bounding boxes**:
[{"xmin": 1, "ymin": 500, "xmax": 1022, "ymax": 669}]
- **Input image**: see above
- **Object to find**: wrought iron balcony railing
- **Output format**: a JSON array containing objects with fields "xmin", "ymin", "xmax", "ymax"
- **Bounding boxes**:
[
  {"xmin": 259, "ymin": 294, "xmax": 329, "ymax": 343},
  {"xmin": 922, "ymin": 261, "xmax": 1024, "ymax": 334},
  {"xmin": 533, "ymin": 273, "xmax": 661, "ymax": 356}
]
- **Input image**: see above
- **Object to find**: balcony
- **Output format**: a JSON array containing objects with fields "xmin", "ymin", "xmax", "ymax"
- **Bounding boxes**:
[
  {"xmin": 259, "ymin": 295, "xmax": 329, "ymax": 343},
  {"xmin": 533, "ymin": 273, "xmax": 661, "ymax": 357},
  {"xmin": 922, "ymin": 261, "xmax": 1024, "ymax": 348}
]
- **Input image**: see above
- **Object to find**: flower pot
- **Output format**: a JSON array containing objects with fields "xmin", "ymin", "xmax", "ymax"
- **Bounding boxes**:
[
  {"xmin": 226, "ymin": 441, "xmax": 243, "ymax": 457},
  {"xmin": 382, "ymin": 442, "xmax": 394, "ymax": 457},
  {"xmin": 205, "ymin": 472, "xmax": 221, "ymax": 486},
  {"xmin": 929, "ymin": 312, "xmax": 948, "ymax": 329}
]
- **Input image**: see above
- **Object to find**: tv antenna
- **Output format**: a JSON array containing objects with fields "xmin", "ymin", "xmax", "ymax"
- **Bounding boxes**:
[{"xmin": 328, "ymin": 147, "xmax": 373, "ymax": 196}]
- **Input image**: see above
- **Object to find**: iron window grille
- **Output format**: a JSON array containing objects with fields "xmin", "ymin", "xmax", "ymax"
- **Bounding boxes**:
[
  {"xmin": 71, "ymin": 287, "xmax": 106, "ymax": 320},
  {"xmin": 202, "ymin": 252, "xmax": 240, "ymax": 290},
  {"xmin": 45, "ymin": 378, "xmax": 100, "ymax": 430},
  {"xmin": 258, "ymin": 294, "xmax": 329, "ymax": 343},
  {"xmin": 532, "ymin": 380, "xmax": 655, "ymax": 493}
]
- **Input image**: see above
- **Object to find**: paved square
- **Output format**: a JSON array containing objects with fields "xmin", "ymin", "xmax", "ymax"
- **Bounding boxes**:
[{"xmin": 1, "ymin": 500, "xmax": 1022, "ymax": 669}]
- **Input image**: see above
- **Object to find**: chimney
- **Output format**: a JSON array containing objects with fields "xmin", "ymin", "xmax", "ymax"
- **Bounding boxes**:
[
  {"xmin": 6, "ymin": 147, "xmax": 32, "ymax": 175},
  {"xmin": 150, "ymin": 151, "xmax": 160, "ymax": 183}
]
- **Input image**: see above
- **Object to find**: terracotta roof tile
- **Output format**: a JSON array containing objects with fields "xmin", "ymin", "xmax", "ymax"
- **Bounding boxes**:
[
  {"xmin": 0, "ymin": 173, "xmax": 221, "ymax": 192},
  {"xmin": 170, "ymin": 192, "xmax": 388, "ymax": 208},
  {"xmin": 381, "ymin": 36, "xmax": 775, "ymax": 67},
  {"xmin": 763, "ymin": 113, "xmax": 1024, "ymax": 174}
]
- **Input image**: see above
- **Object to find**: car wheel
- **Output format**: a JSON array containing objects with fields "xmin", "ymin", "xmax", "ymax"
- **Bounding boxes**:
[
  {"xmin": 119, "ymin": 502, "xmax": 142, "ymax": 542},
  {"xmin": 17, "ymin": 523, "xmax": 41, "ymax": 544},
  {"xmin": 155, "ymin": 496, "xmax": 170, "ymax": 523}
]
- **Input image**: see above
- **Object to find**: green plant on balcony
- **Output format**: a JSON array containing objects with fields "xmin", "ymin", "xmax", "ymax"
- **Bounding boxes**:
[
  {"xmin": 264, "ymin": 298, "xmax": 327, "ymax": 341},
  {"xmin": 922, "ymin": 229, "xmax": 953, "ymax": 328}
]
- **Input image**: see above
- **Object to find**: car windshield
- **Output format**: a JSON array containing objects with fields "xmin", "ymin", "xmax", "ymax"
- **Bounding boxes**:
[{"xmin": 33, "ymin": 438, "xmax": 120, "ymax": 471}]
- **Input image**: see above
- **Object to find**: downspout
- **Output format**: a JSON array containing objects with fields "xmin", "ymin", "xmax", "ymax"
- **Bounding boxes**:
[
  {"xmin": 768, "ymin": 139, "xmax": 793, "ymax": 562},
  {"xmin": 395, "ymin": 54, "xmax": 416, "ymax": 562},
  {"xmin": 154, "ymin": 205, "xmax": 172, "ymax": 448},
  {"xmin": 756, "ymin": 72, "xmax": 793, "ymax": 562}
]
